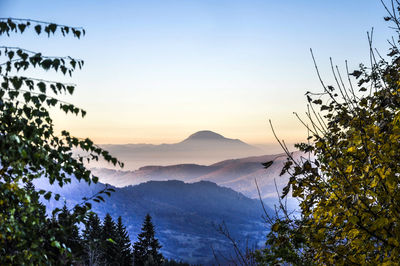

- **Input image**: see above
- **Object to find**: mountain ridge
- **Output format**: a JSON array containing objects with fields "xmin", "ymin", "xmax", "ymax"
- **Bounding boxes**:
[
  {"xmin": 93, "ymin": 130, "xmax": 264, "ymax": 170},
  {"xmin": 91, "ymin": 152, "xmax": 302, "ymax": 200},
  {"xmin": 183, "ymin": 130, "xmax": 226, "ymax": 141},
  {"xmin": 34, "ymin": 178, "xmax": 269, "ymax": 264}
]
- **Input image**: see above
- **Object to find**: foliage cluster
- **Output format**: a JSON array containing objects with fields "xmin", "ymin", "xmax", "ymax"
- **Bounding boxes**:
[
  {"xmin": 257, "ymin": 1, "xmax": 400, "ymax": 265},
  {"xmin": 0, "ymin": 17, "xmax": 196, "ymax": 265},
  {"xmin": 0, "ymin": 17, "xmax": 121, "ymax": 264}
]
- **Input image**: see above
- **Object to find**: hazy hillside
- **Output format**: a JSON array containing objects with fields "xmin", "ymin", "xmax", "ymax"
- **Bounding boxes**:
[
  {"xmin": 34, "ymin": 179, "xmax": 269, "ymax": 264},
  {"xmin": 91, "ymin": 152, "xmax": 302, "ymax": 200},
  {"xmin": 90, "ymin": 130, "xmax": 264, "ymax": 170}
]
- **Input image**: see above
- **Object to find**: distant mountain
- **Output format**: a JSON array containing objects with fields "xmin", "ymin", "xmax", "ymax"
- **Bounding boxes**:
[
  {"xmin": 34, "ymin": 179, "xmax": 270, "ymax": 264},
  {"xmin": 181, "ymin": 130, "xmax": 248, "ymax": 144},
  {"xmin": 91, "ymin": 152, "xmax": 302, "ymax": 201},
  {"xmin": 92, "ymin": 130, "xmax": 264, "ymax": 170}
]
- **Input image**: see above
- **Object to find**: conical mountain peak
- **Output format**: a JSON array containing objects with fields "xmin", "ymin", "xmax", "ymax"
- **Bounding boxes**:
[{"xmin": 185, "ymin": 130, "xmax": 227, "ymax": 141}]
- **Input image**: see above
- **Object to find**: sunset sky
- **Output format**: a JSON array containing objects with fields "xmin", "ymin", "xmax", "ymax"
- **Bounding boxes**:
[{"xmin": 0, "ymin": 0, "xmax": 392, "ymax": 148}]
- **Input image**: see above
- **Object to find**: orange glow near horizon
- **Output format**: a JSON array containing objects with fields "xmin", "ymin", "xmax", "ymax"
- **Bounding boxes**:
[{"xmin": 6, "ymin": 0, "xmax": 388, "ymax": 151}]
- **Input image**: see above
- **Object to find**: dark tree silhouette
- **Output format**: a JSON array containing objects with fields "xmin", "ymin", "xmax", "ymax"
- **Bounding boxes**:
[
  {"xmin": 100, "ymin": 213, "xmax": 119, "ymax": 265},
  {"xmin": 56, "ymin": 204, "xmax": 85, "ymax": 263},
  {"xmin": 133, "ymin": 214, "xmax": 163, "ymax": 265},
  {"xmin": 116, "ymin": 216, "xmax": 134, "ymax": 265},
  {"xmin": 82, "ymin": 212, "xmax": 103, "ymax": 265}
]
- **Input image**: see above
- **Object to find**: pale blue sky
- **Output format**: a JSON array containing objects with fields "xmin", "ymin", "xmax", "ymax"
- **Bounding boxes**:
[{"xmin": 0, "ymin": 0, "xmax": 392, "ymax": 147}]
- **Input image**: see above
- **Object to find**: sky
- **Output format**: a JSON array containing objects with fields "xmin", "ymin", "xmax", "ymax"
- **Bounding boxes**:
[{"xmin": 0, "ymin": 0, "xmax": 393, "ymax": 149}]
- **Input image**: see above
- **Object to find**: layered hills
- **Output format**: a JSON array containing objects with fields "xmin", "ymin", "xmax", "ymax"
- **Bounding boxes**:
[
  {"xmin": 34, "ymin": 178, "xmax": 269, "ymax": 264},
  {"xmin": 94, "ymin": 130, "xmax": 264, "ymax": 170},
  {"xmin": 91, "ymin": 152, "xmax": 300, "ymax": 200},
  {"xmin": 53, "ymin": 131, "xmax": 299, "ymax": 263}
]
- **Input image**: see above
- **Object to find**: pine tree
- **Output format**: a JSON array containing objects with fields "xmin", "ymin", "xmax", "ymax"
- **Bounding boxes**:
[
  {"xmin": 21, "ymin": 181, "xmax": 62, "ymax": 260},
  {"xmin": 82, "ymin": 212, "xmax": 103, "ymax": 265},
  {"xmin": 57, "ymin": 204, "xmax": 84, "ymax": 263},
  {"xmin": 133, "ymin": 214, "xmax": 163, "ymax": 266},
  {"xmin": 24, "ymin": 181, "xmax": 39, "ymax": 202},
  {"xmin": 100, "ymin": 213, "xmax": 118, "ymax": 265},
  {"xmin": 24, "ymin": 181, "xmax": 47, "ymax": 219},
  {"xmin": 116, "ymin": 216, "xmax": 133, "ymax": 265}
]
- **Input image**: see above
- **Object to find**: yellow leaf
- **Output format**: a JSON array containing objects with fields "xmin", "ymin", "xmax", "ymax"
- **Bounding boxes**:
[
  {"xmin": 371, "ymin": 176, "xmax": 379, "ymax": 188},
  {"xmin": 349, "ymin": 216, "xmax": 359, "ymax": 225},
  {"xmin": 347, "ymin": 146, "xmax": 356, "ymax": 152},
  {"xmin": 375, "ymin": 217, "xmax": 388, "ymax": 229},
  {"xmin": 386, "ymin": 179, "xmax": 396, "ymax": 193},
  {"xmin": 271, "ymin": 223, "xmax": 279, "ymax": 232},
  {"xmin": 345, "ymin": 165, "xmax": 353, "ymax": 173},
  {"xmin": 377, "ymin": 167, "xmax": 386, "ymax": 179},
  {"xmin": 388, "ymin": 237, "xmax": 399, "ymax": 247},
  {"xmin": 349, "ymin": 229, "xmax": 359, "ymax": 238}
]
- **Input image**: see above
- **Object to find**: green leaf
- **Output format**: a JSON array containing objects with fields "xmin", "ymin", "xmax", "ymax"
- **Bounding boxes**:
[
  {"xmin": 41, "ymin": 59, "xmax": 52, "ymax": 70},
  {"xmin": 106, "ymin": 238, "xmax": 116, "ymax": 244},
  {"xmin": 17, "ymin": 23, "xmax": 26, "ymax": 33},
  {"xmin": 313, "ymin": 99, "xmax": 322, "ymax": 105},
  {"xmin": 37, "ymin": 82, "xmax": 46, "ymax": 93},
  {"xmin": 43, "ymin": 192, "xmax": 52, "ymax": 200},
  {"xmin": 34, "ymin": 24, "xmax": 41, "ymax": 35},
  {"xmin": 38, "ymin": 94, "xmax": 46, "ymax": 102},
  {"xmin": 51, "ymin": 240, "xmax": 61, "ymax": 249},
  {"xmin": 70, "ymin": 60, "xmax": 76, "ymax": 69},
  {"xmin": 54, "ymin": 194, "xmax": 60, "ymax": 201},
  {"xmin": 66, "ymin": 86, "xmax": 74, "ymax": 94},
  {"xmin": 48, "ymin": 23, "xmax": 57, "ymax": 34}
]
